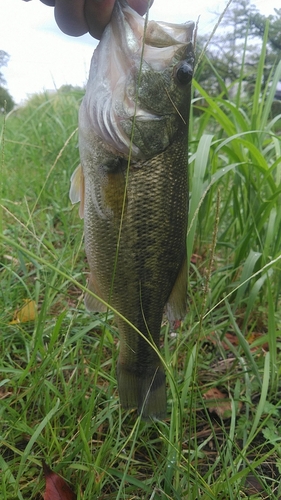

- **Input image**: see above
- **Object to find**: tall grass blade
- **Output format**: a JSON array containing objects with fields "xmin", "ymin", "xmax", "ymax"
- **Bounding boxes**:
[
  {"xmin": 188, "ymin": 133, "xmax": 213, "ymax": 265},
  {"xmin": 15, "ymin": 399, "xmax": 61, "ymax": 489}
]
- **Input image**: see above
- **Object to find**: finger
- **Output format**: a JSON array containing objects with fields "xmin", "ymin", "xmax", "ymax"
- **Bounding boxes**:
[
  {"xmin": 85, "ymin": 0, "xmax": 152, "ymax": 39},
  {"xmin": 54, "ymin": 0, "xmax": 89, "ymax": 36},
  {"xmin": 54, "ymin": 0, "xmax": 153, "ymax": 39},
  {"xmin": 128, "ymin": 0, "xmax": 153, "ymax": 16},
  {"xmin": 39, "ymin": 0, "xmax": 55, "ymax": 5},
  {"xmin": 84, "ymin": 0, "xmax": 116, "ymax": 40}
]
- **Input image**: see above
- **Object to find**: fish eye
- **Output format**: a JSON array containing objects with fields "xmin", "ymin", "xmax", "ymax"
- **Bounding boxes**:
[{"xmin": 175, "ymin": 62, "xmax": 193, "ymax": 85}]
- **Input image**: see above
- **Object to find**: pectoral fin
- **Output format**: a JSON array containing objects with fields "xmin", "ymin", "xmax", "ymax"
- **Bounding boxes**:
[
  {"xmin": 166, "ymin": 258, "xmax": 187, "ymax": 323},
  {"xmin": 69, "ymin": 164, "xmax": 85, "ymax": 219},
  {"xmin": 99, "ymin": 159, "xmax": 127, "ymax": 218}
]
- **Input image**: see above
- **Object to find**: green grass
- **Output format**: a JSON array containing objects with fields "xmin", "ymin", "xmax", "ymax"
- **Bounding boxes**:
[{"xmin": 1, "ymin": 31, "xmax": 281, "ymax": 499}]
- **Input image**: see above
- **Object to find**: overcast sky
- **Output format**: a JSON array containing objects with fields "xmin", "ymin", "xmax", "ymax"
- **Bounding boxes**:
[{"xmin": 1, "ymin": 0, "xmax": 277, "ymax": 104}]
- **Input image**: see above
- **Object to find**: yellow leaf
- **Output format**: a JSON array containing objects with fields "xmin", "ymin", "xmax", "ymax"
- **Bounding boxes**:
[{"xmin": 10, "ymin": 299, "xmax": 37, "ymax": 324}]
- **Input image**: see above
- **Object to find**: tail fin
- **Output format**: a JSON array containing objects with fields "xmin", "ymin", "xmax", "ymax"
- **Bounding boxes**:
[{"xmin": 117, "ymin": 363, "xmax": 166, "ymax": 420}]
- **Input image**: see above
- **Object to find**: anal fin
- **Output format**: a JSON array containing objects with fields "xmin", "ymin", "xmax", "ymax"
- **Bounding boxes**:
[
  {"xmin": 84, "ymin": 273, "xmax": 107, "ymax": 313},
  {"xmin": 166, "ymin": 258, "xmax": 187, "ymax": 323}
]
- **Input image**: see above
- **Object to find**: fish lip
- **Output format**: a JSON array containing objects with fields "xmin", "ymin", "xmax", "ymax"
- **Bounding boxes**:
[
  {"xmin": 117, "ymin": 0, "xmax": 194, "ymax": 47},
  {"xmin": 145, "ymin": 20, "xmax": 195, "ymax": 47}
]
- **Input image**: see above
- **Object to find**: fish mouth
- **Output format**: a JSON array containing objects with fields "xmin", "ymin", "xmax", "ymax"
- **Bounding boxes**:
[
  {"xmin": 112, "ymin": 1, "xmax": 194, "ymax": 81},
  {"xmin": 80, "ymin": 0, "xmax": 194, "ymax": 158}
]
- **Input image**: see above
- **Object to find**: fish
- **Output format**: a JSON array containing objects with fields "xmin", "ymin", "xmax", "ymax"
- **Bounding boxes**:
[{"xmin": 70, "ymin": 0, "xmax": 194, "ymax": 419}]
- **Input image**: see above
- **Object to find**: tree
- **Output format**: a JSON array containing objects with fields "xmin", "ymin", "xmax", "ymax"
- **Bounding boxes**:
[
  {"xmin": 196, "ymin": 0, "xmax": 281, "ymax": 98},
  {"xmin": 249, "ymin": 7, "xmax": 281, "ymax": 53},
  {"xmin": 0, "ymin": 50, "xmax": 10, "ymax": 86},
  {"xmin": 0, "ymin": 50, "xmax": 15, "ymax": 113},
  {"xmin": 0, "ymin": 87, "xmax": 14, "ymax": 113}
]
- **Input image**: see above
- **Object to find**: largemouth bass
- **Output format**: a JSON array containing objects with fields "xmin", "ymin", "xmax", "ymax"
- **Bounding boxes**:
[{"xmin": 70, "ymin": 0, "xmax": 194, "ymax": 419}]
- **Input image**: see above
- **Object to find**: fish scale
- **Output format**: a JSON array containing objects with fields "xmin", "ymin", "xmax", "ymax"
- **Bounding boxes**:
[
  {"xmin": 115, "ymin": 138, "xmax": 188, "ymax": 417},
  {"xmin": 70, "ymin": 0, "xmax": 194, "ymax": 419},
  {"xmin": 83, "ymin": 135, "xmax": 188, "ymax": 418}
]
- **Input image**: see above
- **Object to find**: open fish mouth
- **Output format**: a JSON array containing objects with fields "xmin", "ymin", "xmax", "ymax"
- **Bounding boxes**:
[{"xmin": 79, "ymin": 0, "xmax": 194, "ymax": 159}]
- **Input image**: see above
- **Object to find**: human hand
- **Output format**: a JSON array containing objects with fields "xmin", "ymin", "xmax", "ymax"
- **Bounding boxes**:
[{"xmin": 38, "ymin": 0, "xmax": 151, "ymax": 39}]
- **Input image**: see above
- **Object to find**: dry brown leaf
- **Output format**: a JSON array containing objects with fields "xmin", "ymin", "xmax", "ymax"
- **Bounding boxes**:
[
  {"xmin": 206, "ymin": 332, "xmax": 239, "ymax": 350},
  {"xmin": 247, "ymin": 332, "xmax": 268, "ymax": 351},
  {"xmin": 0, "ymin": 387, "xmax": 12, "ymax": 399},
  {"xmin": 190, "ymin": 253, "xmax": 201, "ymax": 264},
  {"xmin": 10, "ymin": 299, "xmax": 37, "ymax": 324},
  {"xmin": 203, "ymin": 387, "xmax": 241, "ymax": 419},
  {"xmin": 206, "ymin": 331, "xmax": 268, "ymax": 353},
  {"xmin": 224, "ymin": 332, "xmax": 239, "ymax": 346},
  {"xmin": 42, "ymin": 461, "xmax": 76, "ymax": 500}
]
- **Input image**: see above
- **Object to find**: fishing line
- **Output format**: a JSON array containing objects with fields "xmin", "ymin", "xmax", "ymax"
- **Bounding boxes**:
[
  {"xmin": 86, "ymin": 0, "xmax": 153, "ymax": 381},
  {"xmin": 105, "ymin": 0, "xmax": 152, "ymax": 320}
]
